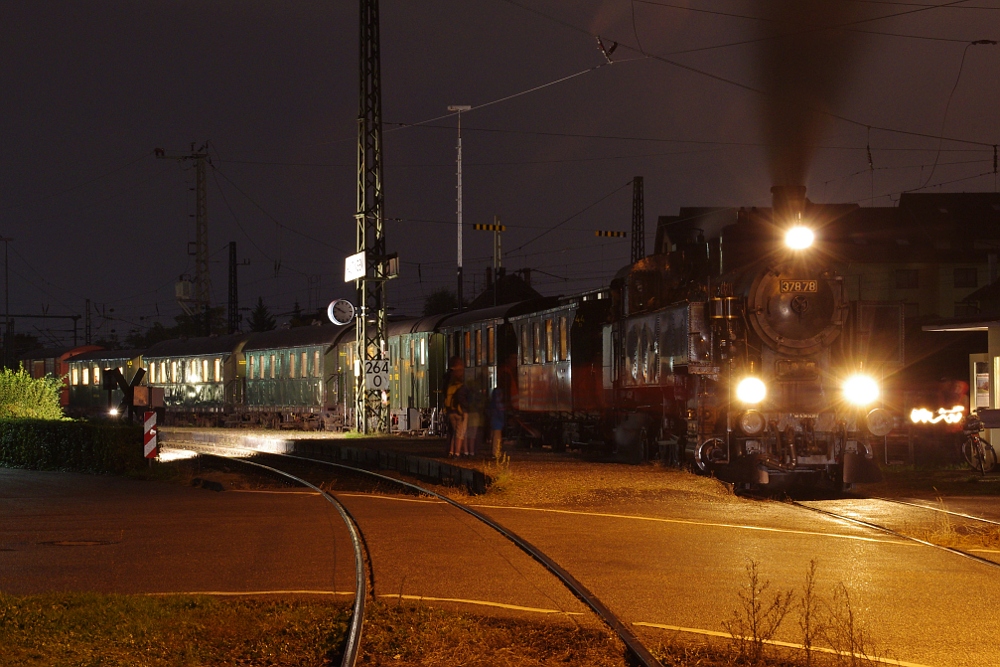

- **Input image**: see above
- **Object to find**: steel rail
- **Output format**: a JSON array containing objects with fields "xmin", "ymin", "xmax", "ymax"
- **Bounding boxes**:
[
  {"xmin": 202, "ymin": 448, "xmax": 663, "ymax": 667},
  {"xmin": 872, "ymin": 497, "xmax": 1000, "ymax": 527},
  {"xmin": 199, "ymin": 453, "xmax": 368, "ymax": 667},
  {"xmin": 789, "ymin": 500, "xmax": 1000, "ymax": 571}
]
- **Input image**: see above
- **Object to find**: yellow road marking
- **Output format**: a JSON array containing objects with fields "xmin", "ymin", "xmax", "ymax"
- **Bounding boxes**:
[
  {"xmin": 633, "ymin": 622, "xmax": 934, "ymax": 667},
  {"xmin": 467, "ymin": 503, "xmax": 910, "ymax": 545},
  {"xmin": 378, "ymin": 593, "xmax": 583, "ymax": 615},
  {"xmin": 147, "ymin": 590, "xmax": 354, "ymax": 596},
  {"xmin": 229, "ymin": 490, "xmax": 321, "ymax": 496},
  {"xmin": 145, "ymin": 590, "xmax": 581, "ymax": 616}
]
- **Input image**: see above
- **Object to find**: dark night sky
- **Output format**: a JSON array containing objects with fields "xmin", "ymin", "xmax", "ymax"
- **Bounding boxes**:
[{"xmin": 1, "ymin": 1, "xmax": 998, "ymax": 345}]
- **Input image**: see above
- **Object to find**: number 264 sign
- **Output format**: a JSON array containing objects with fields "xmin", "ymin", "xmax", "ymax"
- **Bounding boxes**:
[{"xmin": 365, "ymin": 359, "xmax": 390, "ymax": 391}]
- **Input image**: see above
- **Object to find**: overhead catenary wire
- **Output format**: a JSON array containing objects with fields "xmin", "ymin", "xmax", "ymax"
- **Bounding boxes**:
[{"xmin": 495, "ymin": 0, "xmax": 999, "ymax": 149}]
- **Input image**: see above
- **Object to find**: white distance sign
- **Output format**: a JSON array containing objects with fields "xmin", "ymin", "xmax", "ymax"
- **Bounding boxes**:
[
  {"xmin": 345, "ymin": 251, "xmax": 366, "ymax": 282},
  {"xmin": 365, "ymin": 359, "xmax": 389, "ymax": 391}
]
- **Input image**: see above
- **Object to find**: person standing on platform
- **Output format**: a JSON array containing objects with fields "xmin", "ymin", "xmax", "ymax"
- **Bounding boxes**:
[
  {"xmin": 444, "ymin": 356, "xmax": 469, "ymax": 457},
  {"xmin": 488, "ymin": 387, "xmax": 506, "ymax": 459}
]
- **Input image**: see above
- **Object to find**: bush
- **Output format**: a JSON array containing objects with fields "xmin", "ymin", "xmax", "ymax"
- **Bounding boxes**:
[
  {"xmin": 0, "ymin": 420, "xmax": 144, "ymax": 473},
  {"xmin": 0, "ymin": 368, "xmax": 64, "ymax": 419}
]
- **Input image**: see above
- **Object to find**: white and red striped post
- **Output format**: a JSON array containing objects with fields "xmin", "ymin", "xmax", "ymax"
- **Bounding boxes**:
[{"xmin": 143, "ymin": 411, "xmax": 158, "ymax": 460}]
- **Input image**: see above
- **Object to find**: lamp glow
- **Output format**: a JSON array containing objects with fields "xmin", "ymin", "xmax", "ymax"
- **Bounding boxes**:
[
  {"xmin": 785, "ymin": 226, "xmax": 815, "ymax": 250},
  {"xmin": 843, "ymin": 374, "xmax": 879, "ymax": 406},
  {"xmin": 108, "ymin": 408, "xmax": 119, "ymax": 416},
  {"xmin": 736, "ymin": 377, "xmax": 767, "ymax": 404}
]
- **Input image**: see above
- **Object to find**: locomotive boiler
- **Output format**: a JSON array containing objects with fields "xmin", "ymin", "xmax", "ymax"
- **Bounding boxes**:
[{"xmin": 608, "ymin": 186, "xmax": 902, "ymax": 489}]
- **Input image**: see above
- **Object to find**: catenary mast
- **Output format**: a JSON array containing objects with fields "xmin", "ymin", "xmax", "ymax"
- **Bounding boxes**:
[{"xmin": 355, "ymin": 0, "xmax": 387, "ymax": 433}]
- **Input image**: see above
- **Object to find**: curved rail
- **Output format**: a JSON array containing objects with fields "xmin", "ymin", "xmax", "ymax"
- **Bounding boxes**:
[
  {"xmin": 873, "ymin": 497, "xmax": 1000, "ymax": 527},
  {"xmin": 272, "ymin": 452, "xmax": 664, "ymax": 667},
  {"xmin": 788, "ymin": 500, "xmax": 1000, "ymax": 571},
  {"xmin": 201, "ymin": 454, "xmax": 368, "ymax": 667}
]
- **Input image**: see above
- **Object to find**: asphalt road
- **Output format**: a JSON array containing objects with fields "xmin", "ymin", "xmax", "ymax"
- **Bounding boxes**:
[{"xmin": 4, "ymin": 464, "xmax": 998, "ymax": 666}]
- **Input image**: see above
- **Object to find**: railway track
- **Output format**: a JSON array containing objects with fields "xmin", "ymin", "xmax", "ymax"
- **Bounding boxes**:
[
  {"xmin": 788, "ymin": 497, "xmax": 1000, "ymax": 571},
  {"xmin": 193, "ymin": 452, "xmax": 368, "ymax": 667},
  {"xmin": 172, "ymin": 442, "xmax": 665, "ymax": 667}
]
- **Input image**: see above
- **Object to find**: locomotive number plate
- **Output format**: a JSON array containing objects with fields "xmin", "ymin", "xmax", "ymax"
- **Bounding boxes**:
[{"xmin": 780, "ymin": 280, "xmax": 818, "ymax": 293}]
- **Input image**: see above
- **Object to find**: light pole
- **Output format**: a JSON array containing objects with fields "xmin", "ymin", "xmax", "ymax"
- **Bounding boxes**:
[{"xmin": 448, "ymin": 105, "xmax": 471, "ymax": 309}]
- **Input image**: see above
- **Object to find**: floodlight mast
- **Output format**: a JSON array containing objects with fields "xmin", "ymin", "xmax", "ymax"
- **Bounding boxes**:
[{"xmin": 355, "ymin": 0, "xmax": 387, "ymax": 434}]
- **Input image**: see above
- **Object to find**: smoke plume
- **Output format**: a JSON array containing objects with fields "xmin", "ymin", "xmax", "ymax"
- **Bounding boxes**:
[{"xmin": 756, "ymin": 2, "xmax": 873, "ymax": 187}]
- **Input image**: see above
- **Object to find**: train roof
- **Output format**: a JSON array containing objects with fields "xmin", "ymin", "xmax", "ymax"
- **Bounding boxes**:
[
  {"xmin": 243, "ymin": 324, "xmax": 353, "ymax": 352},
  {"xmin": 144, "ymin": 333, "xmax": 250, "ymax": 358},
  {"xmin": 69, "ymin": 349, "xmax": 145, "ymax": 362},
  {"xmin": 437, "ymin": 298, "xmax": 559, "ymax": 329},
  {"xmin": 20, "ymin": 345, "xmax": 103, "ymax": 362}
]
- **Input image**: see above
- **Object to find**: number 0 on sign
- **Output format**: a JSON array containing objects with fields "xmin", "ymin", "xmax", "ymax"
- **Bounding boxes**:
[{"xmin": 365, "ymin": 359, "xmax": 390, "ymax": 391}]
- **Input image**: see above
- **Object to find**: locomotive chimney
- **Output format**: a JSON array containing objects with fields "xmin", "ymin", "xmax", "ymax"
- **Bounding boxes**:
[{"xmin": 771, "ymin": 185, "xmax": 807, "ymax": 225}]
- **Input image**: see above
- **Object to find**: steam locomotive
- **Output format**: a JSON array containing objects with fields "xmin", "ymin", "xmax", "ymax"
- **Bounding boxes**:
[{"xmin": 605, "ymin": 186, "xmax": 901, "ymax": 489}]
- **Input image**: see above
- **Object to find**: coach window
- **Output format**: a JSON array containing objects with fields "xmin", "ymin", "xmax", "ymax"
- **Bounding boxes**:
[
  {"xmin": 533, "ymin": 322, "xmax": 543, "ymax": 364},
  {"xmin": 464, "ymin": 331, "xmax": 471, "ymax": 367},
  {"xmin": 475, "ymin": 329, "xmax": 483, "ymax": 367},
  {"xmin": 149, "ymin": 362, "xmax": 156, "ymax": 383},
  {"xmin": 83, "ymin": 367, "xmax": 91, "ymax": 385},
  {"xmin": 202, "ymin": 359, "xmax": 209, "ymax": 383},
  {"xmin": 289, "ymin": 353, "xmax": 297, "ymax": 379},
  {"xmin": 520, "ymin": 324, "xmax": 529, "ymax": 364},
  {"xmin": 545, "ymin": 319, "xmax": 554, "ymax": 363},
  {"xmin": 70, "ymin": 367, "xmax": 78, "ymax": 385},
  {"xmin": 314, "ymin": 350, "xmax": 321, "ymax": 377},
  {"xmin": 487, "ymin": 326, "xmax": 495, "ymax": 365},
  {"xmin": 248, "ymin": 356, "xmax": 255, "ymax": 379},
  {"xmin": 93, "ymin": 366, "xmax": 100, "ymax": 385},
  {"xmin": 559, "ymin": 316, "xmax": 568, "ymax": 361},
  {"xmin": 171, "ymin": 361, "xmax": 178, "ymax": 383},
  {"xmin": 270, "ymin": 354, "xmax": 276, "ymax": 379},
  {"xmin": 214, "ymin": 358, "xmax": 221, "ymax": 382}
]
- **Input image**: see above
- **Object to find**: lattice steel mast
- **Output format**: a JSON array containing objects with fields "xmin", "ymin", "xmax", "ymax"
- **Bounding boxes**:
[
  {"xmin": 631, "ymin": 176, "xmax": 644, "ymax": 264},
  {"xmin": 355, "ymin": 0, "xmax": 387, "ymax": 433}
]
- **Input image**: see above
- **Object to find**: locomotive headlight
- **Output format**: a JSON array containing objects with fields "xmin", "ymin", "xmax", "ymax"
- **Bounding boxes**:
[
  {"xmin": 843, "ymin": 374, "xmax": 879, "ymax": 406},
  {"xmin": 785, "ymin": 226, "xmax": 815, "ymax": 250},
  {"xmin": 738, "ymin": 409, "xmax": 766, "ymax": 435},
  {"xmin": 736, "ymin": 377, "xmax": 767, "ymax": 404}
]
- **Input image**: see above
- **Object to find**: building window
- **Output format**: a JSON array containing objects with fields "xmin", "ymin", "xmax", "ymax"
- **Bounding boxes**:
[
  {"xmin": 545, "ymin": 319, "xmax": 554, "ymax": 363},
  {"xmin": 954, "ymin": 267, "xmax": 978, "ymax": 289},
  {"xmin": 487, "ymin": 327, "xmax": 495, "ymax": 365},
  {"xmin": 895, "ymin": 269, "xmax": 919, "ymax": 289},
  {"xmin": 955, "ymin": 302, "xmax": 979, "ymax": 317},
  {"xmin": 559, "ymin": 316, "xmax": 569, "ymax": 361}
]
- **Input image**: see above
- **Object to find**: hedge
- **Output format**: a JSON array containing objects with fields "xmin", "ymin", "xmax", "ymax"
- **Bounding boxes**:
[{"xmin": 0, "ymin": 420, "xmax": 145, "ymax": 474}]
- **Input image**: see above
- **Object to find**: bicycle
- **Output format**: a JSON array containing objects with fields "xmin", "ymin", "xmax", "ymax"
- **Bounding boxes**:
[{"xmin": 961, "ymin": 412, "xmax": 997, "ymax": 475}]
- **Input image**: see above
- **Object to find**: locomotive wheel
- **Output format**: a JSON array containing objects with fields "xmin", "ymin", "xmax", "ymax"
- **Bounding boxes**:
[{"xmin": 694, "ymin": 438, "xmax": 725, "ymax": 474}]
